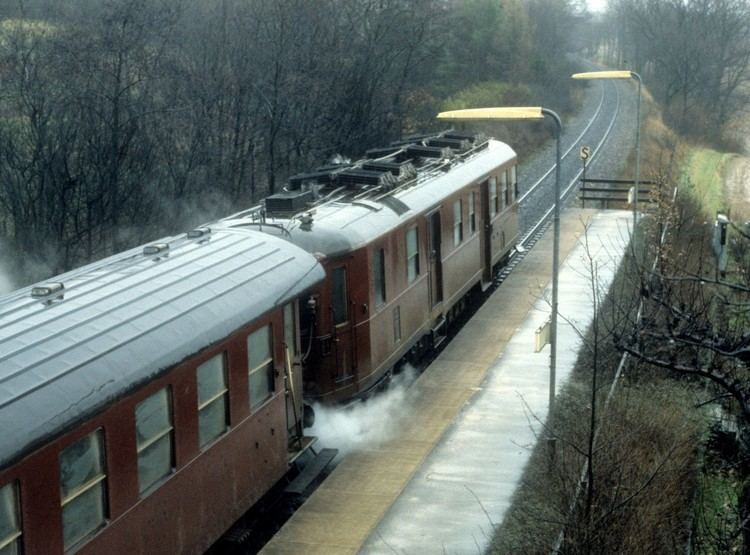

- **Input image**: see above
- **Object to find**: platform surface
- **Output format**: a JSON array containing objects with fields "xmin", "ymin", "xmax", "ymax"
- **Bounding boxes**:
[{"xmin": 261, "ymin": 209, "xmax": 631, "ymax": 554}]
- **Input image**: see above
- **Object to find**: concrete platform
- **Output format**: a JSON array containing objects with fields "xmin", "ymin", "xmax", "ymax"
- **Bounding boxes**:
[{"xmin": 261, "ymin": 209, "xmax": 632, "ymax": 554}]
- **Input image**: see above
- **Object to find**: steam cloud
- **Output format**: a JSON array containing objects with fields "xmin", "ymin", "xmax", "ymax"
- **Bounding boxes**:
[
  {"xmin": 0, "ymin": 272, "xmax": 12, "ymax": 295},
  {"xmin": 309, "ymin": 364, "xmax": 418, "ymax": 458},
  {"xmin": 0, "ymin": 255, "xmax": 15, "ymax": 295}
]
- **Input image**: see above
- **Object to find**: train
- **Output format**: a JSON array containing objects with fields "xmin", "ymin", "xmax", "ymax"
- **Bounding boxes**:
[{"xmin": 0, "ymin": 130, "xmax": 518, "ymax": 554}]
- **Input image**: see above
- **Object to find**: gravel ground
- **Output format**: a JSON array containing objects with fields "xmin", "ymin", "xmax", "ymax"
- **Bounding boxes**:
[{"xmin": 518, "ymin": 72, "xmax": 638, "ymax": 236}]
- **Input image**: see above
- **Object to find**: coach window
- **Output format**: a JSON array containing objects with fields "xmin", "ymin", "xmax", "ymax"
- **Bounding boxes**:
[
  {"xmin": 373, "ymin": 248, "xmax": 386, "ymax": 307},
  {"xmin": 136, "ymin": 388, "xmax": 174, "ymax": 494},
  {"xmin": 197, "ymin": 354, "xmax": 228, "ymax": 448},
  {"xmin": 248, "ymin": 325, "xmax": 274, "ymax": 409},
  {"xmin": 0, "ymin": 482, "xmax": 21, "ymax": 555},
  {"xmin": 453, "ymin": 200, "xmax": 463, "ymax": 246},
  {"xmin": 59, "ymin": 429, "xmax": 107, "ymax": 550},
  {"xmin": 469, "ymin": 192, "xmax": 476, "ymax": 234},
  {"xmin": 406, "ymin": 227, "xmax": 420, "ymax": 283},
  {"xmin": 511, "ymin": 165, "xmax": 518, "ymax": 201},
  {"xmin": 489, "ymin": 177, "xmax": 498, "ymax": 217},
  {"xmin": 331, "ymin": 267, "xmax": 348, "ymax": 325}
]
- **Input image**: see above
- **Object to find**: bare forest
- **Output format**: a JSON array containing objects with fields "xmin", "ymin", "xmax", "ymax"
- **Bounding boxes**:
[
  {"xmin": 0, "ymin": 0, "xmax": 579, "ymax": 288},
  {"xmin": 591, "ymin": 0, "xmax": 750, "ymax": 145}
]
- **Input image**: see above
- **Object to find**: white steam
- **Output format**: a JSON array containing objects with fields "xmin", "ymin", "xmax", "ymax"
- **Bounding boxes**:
[
  {"xmin": 0, "ymin": 271, "xmax": 13, "ymax": 295},
  {"xmin": 309, "ymin": 364, "xmax": 418, "ymax": 458},
  {"xmin": 0, "ymin": 250, "xmax": 15, "ymax": 294}
]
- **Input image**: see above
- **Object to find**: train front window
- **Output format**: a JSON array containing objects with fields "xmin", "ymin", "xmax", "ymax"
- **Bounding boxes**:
[
  {"xmin": 136, "ymin": 388, "xmax": 174, "ymax": 494},
  {"xmin": 406, "ymin": 227, "xmax": 419, "ymax": 283},
  {"xmin": 0, "ymin": 482, "xmax": 21, "ymax": 555},
  {"xmin": 197, "ymin": 354, "xmax": 228, "ymax": 448},
  {"xmin": 453, "ymin": 200, "xmax": 463, "ymax": 246},
  {"xmin": 59, "ymin": 429, "xmax": 107, "ymax": 550},
  {"xmin": 248, "ymin": 325, "xmax": 274, "ymax": 409},
  {"xmin": 373, "ymin": 249, "xmax": 386, "ymax": 307},
  {"xmin": 331, "ymin": 267, "xmax": 348, "ymax": 324},
  {"xmin": 489, "ymin": 177, "xmax": 498, "ymax": 217}
]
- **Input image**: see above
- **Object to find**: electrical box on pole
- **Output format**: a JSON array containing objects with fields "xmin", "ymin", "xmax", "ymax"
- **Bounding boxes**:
[{"xmin": 713, "ymin": 213, "xmax": 729, "ymax": 276}]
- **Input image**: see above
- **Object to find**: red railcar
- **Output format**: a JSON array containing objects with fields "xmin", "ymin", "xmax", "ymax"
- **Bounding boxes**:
[
  {"xmin": 0, "ymin": 131, "xmax": 519, "ymax": 555},
  {"xmin": 0, "ymin": 225, "xmax": 324, "ymax": 554},
  {"xmin": 228, "ymin": 132, "xmax": 519, "ymax": 404}
]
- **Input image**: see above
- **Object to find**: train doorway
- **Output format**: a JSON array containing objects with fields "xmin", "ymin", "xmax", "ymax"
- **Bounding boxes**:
[
  {"xmin": 330, "ymin": 264, "xmax": 355, "ymax": 382},
  {"xmin": 480, "ymin": 181, "xmax": 492, "ymax": 284},
  {"xmin": 428, "ymin": 211, "xmax": 443, "ymax": 308}
]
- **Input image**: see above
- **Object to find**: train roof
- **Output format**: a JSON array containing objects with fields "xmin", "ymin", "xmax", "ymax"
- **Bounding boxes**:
[
  {"xmin": 0, "ymin": 226, "xmax": 325, "ymax": 469},
  {"xmin": 222, "ymin": 138, "xmax": 516, "ymax": 258}
]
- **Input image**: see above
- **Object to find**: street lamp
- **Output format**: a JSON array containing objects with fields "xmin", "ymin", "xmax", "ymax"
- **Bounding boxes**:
[
  {"xmin": 572, "ymin": 70, "xmax": 642, "ymax": 250},
  {"xmin": 437, "ymin": 106, "xmax": 562, "ymax": 415}
]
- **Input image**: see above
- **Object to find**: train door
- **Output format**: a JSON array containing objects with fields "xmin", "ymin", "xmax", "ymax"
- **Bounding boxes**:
[
  {"xmin": 283, "ymin": 301, "xmax": 303, "ymax": 441},
  {"xmin": 330, "ymin": 264, "xmax": 355, "ymax": 382},
  {"xmin": 480, "ymin": 180, "xmax": 493, "ymax": 283},
  {"xmin": 428, "ymin": 211, "xmax": 443, "ymax": 308}
]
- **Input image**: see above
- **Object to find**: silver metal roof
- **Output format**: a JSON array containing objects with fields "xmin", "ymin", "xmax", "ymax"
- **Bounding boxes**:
[
  {"xmin": 0, "ymin": 225, "xmax": 325, "ymax": 469},
  {"xmin": 223, "ymin": 139, "xmax": 517, "ymax": 257}
]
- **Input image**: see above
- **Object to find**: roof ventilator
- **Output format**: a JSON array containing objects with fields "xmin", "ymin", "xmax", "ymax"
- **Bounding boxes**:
[
  {"xmin": 31, "ymin": 282, "xmax": 65, "ymax": 305},
  {"xmin": 298, "ymin": 211, "xmax": 315, "ymax": 230},
  {"xmin": 143, "ymin": 243, "xmax": 170, "ymax": 260},
  {"xmin": 402, "ymin": 145, "xmax": 452, "ymax": 161},
  {"xmin": 187, "ymin": 227, "xmax": 211, "ymax": 240},
  {"xmin": 265, "ymin": 190, "xmax": 314, "ymax": 216}
]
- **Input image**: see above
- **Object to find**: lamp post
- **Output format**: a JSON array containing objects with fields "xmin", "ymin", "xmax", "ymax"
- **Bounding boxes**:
[
  {"xmin": 572, "ymin": 70, "xmax": 642, "ymax": 250},
  {"xmin": 437, "ymin": 107, "xmax": 562, "ymax": 415}
]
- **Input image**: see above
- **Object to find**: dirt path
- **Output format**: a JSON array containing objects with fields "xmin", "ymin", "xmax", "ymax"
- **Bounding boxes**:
[{"xmin": 725, "ymin": 155, "xmax": 750, "ymax": 222}]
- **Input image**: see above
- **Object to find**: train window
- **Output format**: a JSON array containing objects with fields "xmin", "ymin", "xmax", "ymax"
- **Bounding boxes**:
[
  {"xmin": 197, "ymin": 354, "xmax": 228, "ymax": 448},
  {"xmin": 248, "ymin": 325, "xmax": 274, "ymax": 409},
  {"xmin": 0, "ymin": 482, "xmax": 21, "ymax": 555},
  {"xmin": 500, "ymin": 171, "xmax": 508, "ymax": 211},
  {"xmin": 406, "ymin": 227, "xmax": 419, "ymax": 283},
  {"xmin": 505, "ymin": 171, "xmax": 512, "ymax": 207},
  {"xmin": 331, "ymin": 267, "xmax": 348, "ymax": 324},
  {"xmin": 59, "ymin": 429, "xmax": 107, "ymax": 550},
  {"xmin": 511, "ymin": 166, "xmax": 518, "ymax": 203},
  {"xmin": 489, "ymin": 177, "xmax": 498, "ymax": 217},
  {"xmin": 136, "ymin": 388, "xmax": 174, "ymax": 494},
  {"xmin": 373, "ymin": 248, "xmax": 386, "ymax": 307},
  {"xmin": 453, "ymin": 200, "xmax": 463, "ymax": 246},
  {"xmin": 393, "ymin": 306, "xmax": 401, "ymax": 343},
  {"xmin": 283, "ymin": 303, "xmax": 298, "ymax": 358},
  {"xmin": 469, "ymin": 192, "xmax": 476, "ymax": 234}
]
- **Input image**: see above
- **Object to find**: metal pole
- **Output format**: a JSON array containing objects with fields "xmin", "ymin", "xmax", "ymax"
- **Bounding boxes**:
[
  {"xmin": 632, "ymin": 72, "xmax": 642, "ymax": 253},
  {"xmin": 582, "ymin": 157, "xmax": 586, "ymax": 209},
  {"xmin": 542, "ymin": 108, "xmax": 562, "ymax": 416}
]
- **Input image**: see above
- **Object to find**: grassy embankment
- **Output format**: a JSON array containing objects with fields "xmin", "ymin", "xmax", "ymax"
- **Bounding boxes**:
[
  {"xmin": 679, "ymin": 145, "xmax": 744, "ymax": 554},
  {"xmin": 682, "ymin": 147, "xmax": 735, "ymax": 217}
]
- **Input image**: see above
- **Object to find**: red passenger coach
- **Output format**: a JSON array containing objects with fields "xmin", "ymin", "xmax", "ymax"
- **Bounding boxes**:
[
  {"xmin": 224, "ymin": 132, "xmax": 520, "ymax": 404},
  {"xmin": 0, "ymin": 225, "xmax": 324, "ymax": 554}
]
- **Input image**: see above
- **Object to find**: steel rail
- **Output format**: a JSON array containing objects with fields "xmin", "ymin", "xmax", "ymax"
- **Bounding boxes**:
[
  {"xmin": 518, "ymin": 78, "xmax": 622, "ymax": 248},
  {"xmin": 517, "ymin": 80, "xmax": 607, "ymax": 205}
]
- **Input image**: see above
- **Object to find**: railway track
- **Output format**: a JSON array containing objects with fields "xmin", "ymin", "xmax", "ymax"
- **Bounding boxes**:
[
  {"xmin": 496, "ymin": 77, "xmax": 622, "ymax": 285},
  {"xmin": 212, "ymin": 75, "xmax": 630, "ymax": 555}
]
